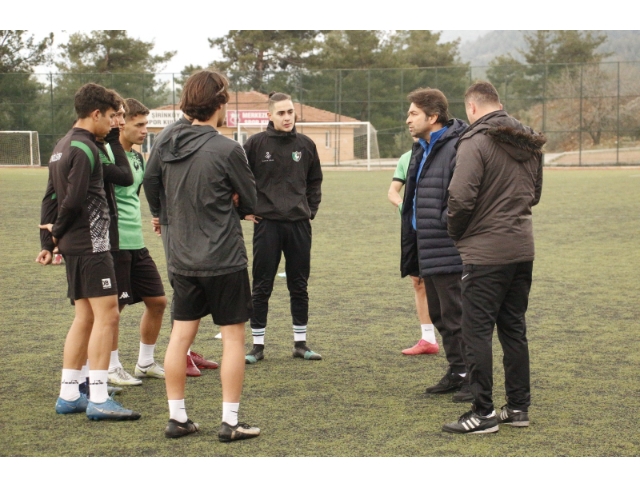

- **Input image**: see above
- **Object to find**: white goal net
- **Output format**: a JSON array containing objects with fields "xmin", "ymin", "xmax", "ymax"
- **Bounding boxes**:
[
  {"xmin": 235, "ymin": 122, "xmax": 381, "ymax": 169},
  {"xmin": 0, "ymin": 131, "xmax": 41, "ymax": 166}
]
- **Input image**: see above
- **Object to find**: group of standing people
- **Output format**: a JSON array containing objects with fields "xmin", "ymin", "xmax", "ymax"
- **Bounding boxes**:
[
  {"xmin": 37, "ymin": 69, "xmax": 323, "ymax": 441},
  {"xmin": 36, "ymin": 68, "xmax": 543, "ymax": 440},
  {"xmin": 390, "ymin": 82, "xmax": 545, "ymax": 434}
]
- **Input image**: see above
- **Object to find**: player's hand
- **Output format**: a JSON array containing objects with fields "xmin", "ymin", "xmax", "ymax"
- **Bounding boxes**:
[
  {"xmin": 39, "ymin": 223, "xmax": 58, "ymax": 244},
  {"xmin": 244, "ymin": 214, "xmax": 262, "ymax": 224},
  {"xmin": 35, "ymin": 250, "xmax": 52, "ymax": 265},
  {"xmin": 151, "ymin": 217, "xmax": 161, "ymax": 235},
  {"xmin": 232, "ymin": 192, "xmax": 240, "ymax": 207},
  {"xmin": 105, "ymin": 126, "xmax": 120, "ymax": 143}
]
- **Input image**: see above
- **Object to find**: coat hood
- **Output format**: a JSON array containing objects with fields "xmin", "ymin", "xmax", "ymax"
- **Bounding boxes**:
[
  {"xmin": 458, "ymin": 110, "xmax": 546, "ymax": 162},
  {"xmin": 155, "ymin": 124, "xmax": 219, "ymax": 163}
]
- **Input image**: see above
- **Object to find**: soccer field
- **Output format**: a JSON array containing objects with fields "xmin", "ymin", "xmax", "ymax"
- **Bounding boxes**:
[{"xmin": 0, "ymin": 167, "xmax": 639, "ymax": 458}]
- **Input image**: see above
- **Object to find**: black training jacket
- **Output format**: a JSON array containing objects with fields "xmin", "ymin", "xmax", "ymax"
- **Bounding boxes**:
[{"xmin": 243, "ymin": 122, "xmax": 322, "ymax": 221}]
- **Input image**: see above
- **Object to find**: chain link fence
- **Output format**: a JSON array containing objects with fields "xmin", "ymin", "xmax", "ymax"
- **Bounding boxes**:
[{"xmin": 2, "ymin": 62, "xmax": 639, "ymax": 166}]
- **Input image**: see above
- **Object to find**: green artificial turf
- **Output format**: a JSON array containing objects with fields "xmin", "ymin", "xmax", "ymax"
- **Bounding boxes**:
[{"xmin": 1, "ymin": 167, "xmax": 639, "ymax": 457}]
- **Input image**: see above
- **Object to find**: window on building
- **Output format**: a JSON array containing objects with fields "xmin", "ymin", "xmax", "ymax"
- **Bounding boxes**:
[{"xmin": 325, "ymin": 131, "xmax": 331, "ymax": 148}]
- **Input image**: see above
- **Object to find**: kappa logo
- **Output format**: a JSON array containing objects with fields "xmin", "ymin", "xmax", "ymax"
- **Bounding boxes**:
[
  {"xmin": 120, "ymin": 292, "xmax": 130, "ymax": 299},
  {"xmin": 102, "ymin": 278, "xmax": 112, "ymax": 289},
  {"xmin": 292, "ymin": 151, "xmax": 302, "ymax": 162}
]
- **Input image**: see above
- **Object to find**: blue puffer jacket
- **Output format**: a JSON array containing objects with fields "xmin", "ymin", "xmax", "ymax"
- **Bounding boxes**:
[{"xmin": 400, "ymin": 118, "xmax": 468, "ymax": 277}]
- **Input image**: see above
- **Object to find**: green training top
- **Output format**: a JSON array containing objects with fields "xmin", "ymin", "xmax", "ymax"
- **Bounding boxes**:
[
  {"xmin": 103, "ymin": 146, "xmax": 145, "ymax": 250},
  {"xmin": 392, "ymin": 150, "xmax": 412, "ymax": 183}
]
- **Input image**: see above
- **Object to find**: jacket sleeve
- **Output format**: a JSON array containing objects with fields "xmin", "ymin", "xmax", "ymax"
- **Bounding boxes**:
[
  {"xmin": 143, "ymin": 146, "xmax": 163, "ymax": 218},
  {"xmin": 227, "ymin": 144, "xmax": 257, "ymax": 218},
  {"xmin": 447, "ymin": 137, "xmax": 484, "ymax": 242},
  {"xmin": 40, "ymin": 173, "xmax": 58, "ymax": 252},
  {"xmin": 532, "ymin": 154, "xmax": 543, "ymax": 206},
  {"xmin": 306, "ymin": 144, "xmax": 323, "ymax": 219},
  {"xmin": 51, "ymin": 147, "xmax": 93, "ymax": 240},
  {"xmin": 101, "ymin": 129, "xmax": 133, "ymax": 187}
]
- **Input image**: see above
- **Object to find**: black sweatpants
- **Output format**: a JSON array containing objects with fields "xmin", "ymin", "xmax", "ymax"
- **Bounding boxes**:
[
  {"xmin": 250, "ymin": 219, "xmax": 311, "ymax": 330},
  {"xmin": 423, "ymin": 272, "xmax": 467, "ymax": 375},
  {"xmin": 461, "ymin": 261, "xmax": 533, "ymax": 415}
]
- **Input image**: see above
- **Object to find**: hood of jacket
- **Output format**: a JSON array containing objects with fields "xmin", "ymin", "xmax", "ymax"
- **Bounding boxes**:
[
  {"xmin": 457, "ymin": 110, "xmax": 546, "ymax": 163},
  {"xmin": 155, "ymin": 124, "xmax": 219, "ymax": 163}
]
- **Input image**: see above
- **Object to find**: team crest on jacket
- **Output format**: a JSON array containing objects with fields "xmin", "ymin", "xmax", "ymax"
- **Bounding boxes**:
[{"xmin": 292, "ymin": 151, "xmax": 302, "ymax": 162}]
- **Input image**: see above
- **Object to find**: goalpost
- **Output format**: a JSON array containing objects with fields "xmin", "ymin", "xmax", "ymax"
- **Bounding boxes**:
[
  {"xmin": 236, "ymin": 122, "xmax": 380, "ymax": 170},
  {"xmin": 0, "ymin": 131, "xmax": 41, "ymax": 166}
]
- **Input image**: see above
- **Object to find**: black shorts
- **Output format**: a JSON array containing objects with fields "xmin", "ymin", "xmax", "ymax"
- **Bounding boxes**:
[
  {"xmin": 65, "ymin": 252, "xmax": 118, "ymax": 301},
  {"xmin": 172, "ymin": 269, "xmax": 252, "ymax": 325},
  {"xmin": 112, "ymin": 248, "xmax": 165, "ymax": 305}
]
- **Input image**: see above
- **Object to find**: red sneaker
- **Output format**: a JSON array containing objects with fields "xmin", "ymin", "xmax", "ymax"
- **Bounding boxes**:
[
  {"xmin": 186, "ymin": 354, "xmax": 201, "ymax": 377},
  {"xmin": 189, "ymin": 351, "xmax": 219, "ymax": 370},
  {"xmin": 402, "ymin": 339, "xmax": 439, "ymax": 355}
]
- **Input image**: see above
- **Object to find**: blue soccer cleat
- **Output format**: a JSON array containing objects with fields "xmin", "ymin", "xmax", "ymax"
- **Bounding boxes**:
[
  {"xmin": 55, "ymin": 394, "xmax": 89, "ymax": 414},
  {"xmin": 86, "ymin": 396, "xmax": 141, "ymax": 421}
]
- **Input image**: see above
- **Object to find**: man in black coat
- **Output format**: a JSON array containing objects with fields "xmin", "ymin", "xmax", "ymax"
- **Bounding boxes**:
[{"xmin": 401, "ymin": 88, "xmax": 471, "ymax": 402}]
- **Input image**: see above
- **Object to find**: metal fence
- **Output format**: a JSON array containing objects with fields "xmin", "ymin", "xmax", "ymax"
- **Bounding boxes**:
[{"xmin": 2, "ymin": 61, "xmax": 639, "ymax": 166}]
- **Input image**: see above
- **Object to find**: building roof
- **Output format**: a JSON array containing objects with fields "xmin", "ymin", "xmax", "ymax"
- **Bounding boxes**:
[{"xmin": 154, "ymin": 91, "xmax": 360, "ymax": 124}]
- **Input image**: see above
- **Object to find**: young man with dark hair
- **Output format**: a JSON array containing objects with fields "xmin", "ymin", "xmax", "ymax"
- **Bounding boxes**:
[
  {"xmin": 402, "ymin": 88, "xmax": 471, "ymax": 402},
  {"xmin": 243, "ymin": 92, "xmax": 323, "ymax": 364},
  {"xmin": 145, "ymin": 70, "xmax": 260, "ymax": 441},
  {"xmin": 101, "ymin": 98, "xmax": 167, "ymax": 385},
  {"xmin": 36, "ymin": 83, "xmax": 140, "ymax": 421},
  {"xmin": 442, "ymin": 81, "xmax": 545, "ymax": 434},
  {"xmin": 144, "ymin": 113, "xmax": 219, "ymax": 378}
]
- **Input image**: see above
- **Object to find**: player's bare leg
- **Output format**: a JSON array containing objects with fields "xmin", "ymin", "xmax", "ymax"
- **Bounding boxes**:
[{"xmin": 402, "ymin": 276, "xmax": 439, "ymax": 355}]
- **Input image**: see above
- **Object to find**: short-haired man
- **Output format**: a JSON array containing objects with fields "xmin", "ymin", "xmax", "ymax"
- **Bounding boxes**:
[
  {"xmin": 36, "ymin": 83, "xmax": 140, "ymax": 420},
  {"xmin": 101, "ymin": 98, "xmax": 167, "ymax": 385},
  {"xmin": 388, "ymin": 142, "xmax": 437, "ymax": 356},
  {"xmin": 442, "ymin": 81, "xmax": 545, "ymax": 434},
  {"xmin": 144, "ymin": 112, "xmax": 219, "ymax": 378},
  {"xmin": 145, "ymin": 70, "xmax": 260, "ymax": 441},
  {"xmin": 243, "ymin": 92, "xmax": 323, "ymax": 364},
  {"xmin": 402, "ymin": 88, "xmax": 471, "ymax": 402}
]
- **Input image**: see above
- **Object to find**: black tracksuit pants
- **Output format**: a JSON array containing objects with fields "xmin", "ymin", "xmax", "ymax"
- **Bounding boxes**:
[
  {"xmin": 461, "ymin": 261, "xmax": 533, "ymax": 415},
  {"xmin": 250, "ymin": 219, "xmax": 311, "ymax": 330},
  {"xmin": 423, "ymin": 272, "xmax": 467, "ymax": 375}
]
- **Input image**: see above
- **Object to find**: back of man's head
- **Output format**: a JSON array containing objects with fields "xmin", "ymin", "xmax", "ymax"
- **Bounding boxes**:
[
  {"xmin": 180, "ymin": 70, "xmax": 229, "ymax": 122},
  {"xmin": 464, "ymin": 81, "xmax": 501, "ymax": 109},
  {"xmin": 74, "ymin": 83, "xmax": 121, "ymax": 119},
  {"xmin": 407, "ymin": 88, "xmax": 450, "ymax": 125},
  {"xmin": 124, "ymin": 98, "xmax": 149, "ymax": 119}
]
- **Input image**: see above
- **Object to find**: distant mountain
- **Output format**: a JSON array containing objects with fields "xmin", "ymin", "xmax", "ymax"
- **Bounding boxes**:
[{"xmin": 457, "ymin": 30, "xmax": 640, "ymax": 66}]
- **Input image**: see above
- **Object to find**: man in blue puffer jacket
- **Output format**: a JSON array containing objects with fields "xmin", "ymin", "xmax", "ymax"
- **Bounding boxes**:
[{"xmin": 401, "ymin": 87, "xmax": 471, "ymax": 403}]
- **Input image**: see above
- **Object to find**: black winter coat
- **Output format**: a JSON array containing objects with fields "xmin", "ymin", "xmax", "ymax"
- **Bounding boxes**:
[{"xmin": 400, "ymin": 118, "xmax": 468, "ymax": 277}]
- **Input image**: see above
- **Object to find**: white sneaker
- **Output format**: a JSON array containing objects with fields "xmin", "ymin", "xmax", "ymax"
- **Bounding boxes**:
[
  {"xmin": 134, "ymin": 362, "xmax": 165, "ymax": 379},
  {"xmin": 108, "ymin": 366, "xmax": 142, "ymax": 386}
]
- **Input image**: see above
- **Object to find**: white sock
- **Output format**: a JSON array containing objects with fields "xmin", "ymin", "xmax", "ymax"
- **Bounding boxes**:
[
  {"xmin": 89, "ymin": 370, "xmax": 109, "ymax": 404},
  {"xmin": 252, "ymin": 328, "xmax": 265, "ymax": 345},
  {"xmin": 222, "ymin": 402, "xmax": 239, "ymax": 426},
  {"xmin": 138, "ymin": 342, "xmax": 156, "ymax": 367},
  {"xmin": 108, "ymin": 350, "xmax": 122, "ymax": 372},
  {"xmin": 421, "ymin": 324, "xmax": 436, "ymax": 343},
  {"xmin": 293, "ymin": 325, "xmax": 307, "ymax": 342},
  {"xmin": 60, "ymin": 369, "xmax": 81, "ymax": 401},
  {"xmin": 169, "ymin": 399, "xmax": 188, "ymax": 423},
  {"xmin": 79, "ymin": 361, "xmax": 89, "ymax": 384}
]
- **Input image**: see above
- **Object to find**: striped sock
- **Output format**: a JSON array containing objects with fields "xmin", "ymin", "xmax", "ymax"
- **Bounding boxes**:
[
  {"xmin": 252, "ymin": 328, "xmax": 265, "ymax": 345},
  {"xmin": 293, "ymin": 325, "xmax": 307, "ymax": 342}
]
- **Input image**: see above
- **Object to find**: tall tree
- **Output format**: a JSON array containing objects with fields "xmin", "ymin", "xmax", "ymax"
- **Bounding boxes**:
[
  {"xmin": 0, "ymin": 31, "xmax": 53, "ymax": 131},
  {"xmin": 209, "ymin": 30, "xmax": 324, "ymax": 91}
]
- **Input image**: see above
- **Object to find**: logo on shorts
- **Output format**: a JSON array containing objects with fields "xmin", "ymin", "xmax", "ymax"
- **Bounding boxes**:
[
  {"xmin": 102, "ymin": 278, "xmax": 112, "ymax": 289},
  {"xmin": 292, "ymin": 151, "xmax": 302, "ymax": 162},
  {"xmin": 119, "ymin": 292, "xmax": 130, "ymax": 299}
]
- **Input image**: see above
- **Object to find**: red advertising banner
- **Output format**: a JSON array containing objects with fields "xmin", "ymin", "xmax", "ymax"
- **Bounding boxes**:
[{"xmin": 226, "ymin": 110, "xmax": 269, "ymax": 127}]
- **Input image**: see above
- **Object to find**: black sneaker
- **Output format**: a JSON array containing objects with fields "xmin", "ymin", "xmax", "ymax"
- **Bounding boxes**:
[
  {"xmin": 245, "ymin": 345, "xmax": 265, "ymax": 364},
  {"xmin": 165, "ymin": 418, "xmax": 200, "ymax": 438},
  {"xmin": 452, "ymin": 381, "xmax": 473, "ymax": 403},
  {"xmin": 426, "ymin": 371, "xmax": 464, "ymax": 394},
  {"xmin": 442, "ymin": 407, "xmax": 499, "ymax": 434},
  {"xmin": 292, "ymin": 341, "xmax": 322, "ymax": 360},
  {"xmin": 497, "ymin": 405, "xmax": 530, "ymax": 427},
  {"xmin": 218, "ymin": 422, "xmax": 261, "ymax": 442}
]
